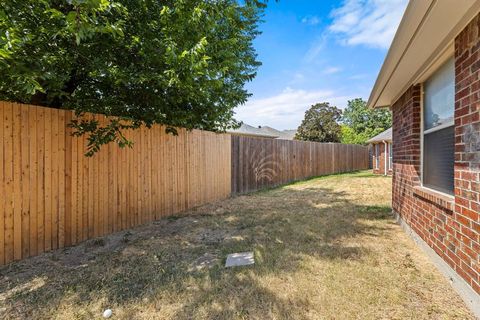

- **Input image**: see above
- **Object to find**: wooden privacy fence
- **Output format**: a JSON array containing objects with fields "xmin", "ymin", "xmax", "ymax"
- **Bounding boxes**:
[
  {"xmin": 0, "ymin": 101, "xmax": 368, "ymax": 265},
  {"xmin": 0, "ymin": 102, "xmax": 231, "ymax": 265},
  {"xmin": 231, "ymin": 135, "xmax": 369, "ymax": 194}
]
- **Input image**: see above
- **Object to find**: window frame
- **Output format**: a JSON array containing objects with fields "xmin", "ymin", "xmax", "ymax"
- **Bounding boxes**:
[
  {"xmin": 388, "ymin": 142, "xmax": 392, "ymax": 170},
  {"xmin": 420, "ymin": 57, "xmax": 455, "ymax": 196},
  {"xmin": 375, "ymin": 144, "xmax": 380, "ymax": 169}
]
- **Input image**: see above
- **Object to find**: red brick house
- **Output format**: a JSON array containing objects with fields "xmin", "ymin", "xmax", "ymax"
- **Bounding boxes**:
[
  {"xmin": 367, "ymin": 128, "xmax": 392, "ymax": 176},
  {"xmin": 368, "ymin": 0, "xmax": 480, "ymax": 313}
]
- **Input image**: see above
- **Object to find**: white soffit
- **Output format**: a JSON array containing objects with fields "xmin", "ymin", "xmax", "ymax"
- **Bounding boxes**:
[{"xmin": 368, "ymin": 0, "xmax": 480, "ymax": 108}]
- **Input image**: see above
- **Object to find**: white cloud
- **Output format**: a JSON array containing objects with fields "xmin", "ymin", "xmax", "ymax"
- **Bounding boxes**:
[
  {"xmin": 323, "ymin": 67, "xmax": 342, "ymax": 75},
  {"xmin": 329, "ymin": 0, "xmax": 408, "ymax": 49},
  {"xmin": 288, "ymin": 72, "xmax": 306, "ymax": 85},
  {"xmin": 304, "ymin": 33, "xmax": 328, "ymax": 63},
  {"xmin": 302, "ymin": 15, "xmax": 321, "ymax": 26},
  {"xmin": 235, "ymin": 88, "xmax": 356, "ymax": 130},
  {"xmin": 349, "ymin": 73, "xmax": 369, "ymax": 80}
]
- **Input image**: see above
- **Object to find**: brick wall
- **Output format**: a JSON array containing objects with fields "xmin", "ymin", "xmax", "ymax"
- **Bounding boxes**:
[
  {"xmin": 392, "ymin": 14, "xmax": 480, "ymax": 294},
  {"xmin": 372, "ymin": 142, "xmax": 393, "ymax": 175},
  {"xmin": 454, "ymin": 13, "xmax": 480, "ymax": 294},
  {"xmin": 392, "ymin": 85, "xmax": 422, "ymax": 226}
]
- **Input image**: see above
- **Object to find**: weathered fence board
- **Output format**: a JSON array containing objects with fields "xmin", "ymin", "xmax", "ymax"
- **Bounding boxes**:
[
  {"xmin": 0, "ymin": 101, "xmax": 232, "ymax": 265},
  {"xmin": 231, "ymin": 136, "xmax": 369, "ymax": 194}
]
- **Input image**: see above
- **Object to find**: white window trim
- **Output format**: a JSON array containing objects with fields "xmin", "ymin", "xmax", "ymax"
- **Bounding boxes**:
[
  {"xmin": 384, "ymin": 141, "xmax": 388, "ymax": 175},
  {"xmin": 420, "ymin": 83, "xmax": 455, "ymax": 196},
  {"xmin": 420, "ymin": 85, "xmax": 424, "ymax": 185},
  {"xmin": 375, "ymin": 144, "xmax": 380, "ymax": 169},
  {"xmin": 418, "ymin": 48, "xmax": 455, "ymax": 196},
  {"xmin": 388, "ymin": 142, "xmax": 393, "ymax": 170}
]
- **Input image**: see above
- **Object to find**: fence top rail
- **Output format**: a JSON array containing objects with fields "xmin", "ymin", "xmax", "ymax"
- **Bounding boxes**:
[
  {"xmin": 231, "ymin": 135, "xmax": 368, "ymax": 148},
  {"xmin": 1, "ymin": 101, "xmax": 369, "ymax": 151}
]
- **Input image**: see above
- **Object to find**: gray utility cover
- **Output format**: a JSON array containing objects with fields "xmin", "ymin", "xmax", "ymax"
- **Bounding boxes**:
[{"xmin": 225, "ymin": 252, "xmax": 255, "ymax": 267}]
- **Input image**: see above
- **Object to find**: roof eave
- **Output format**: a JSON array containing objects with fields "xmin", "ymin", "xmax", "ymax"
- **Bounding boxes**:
[{"xmin": 368, "ymin": 0, "xmax": 480, "ymax": 109}]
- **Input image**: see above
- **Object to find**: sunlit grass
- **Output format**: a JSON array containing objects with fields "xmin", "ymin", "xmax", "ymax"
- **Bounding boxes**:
[{"xmin": 0, "ymin": 171, "xmax": 473, "ymax": 319}]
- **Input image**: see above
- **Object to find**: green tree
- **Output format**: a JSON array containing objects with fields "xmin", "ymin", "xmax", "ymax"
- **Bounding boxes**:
[
  {"xmin": 340, "ymin": 125, "xmax": 372, "ymax": 145},
  {"xmin": 341, "ymin": 98, "xmax": 391, "ymax": 145},
  {"xmin": 0, "ymin": 0, "xmax": 265, "ymax": 155},
  {"xmin": 295, "ymin": 102, "xmax": 342, "ymax": 143}
]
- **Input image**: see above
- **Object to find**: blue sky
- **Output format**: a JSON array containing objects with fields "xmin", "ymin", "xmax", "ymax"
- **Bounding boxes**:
[{"xmin": 234, "ymin": 0, "xmax": 408, "ymax": 130}]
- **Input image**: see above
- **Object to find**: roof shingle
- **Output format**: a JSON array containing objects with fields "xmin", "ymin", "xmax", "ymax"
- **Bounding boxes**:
[{"xmin": 367, "ymin": 128, "xmax": 392, "ymax": 143}]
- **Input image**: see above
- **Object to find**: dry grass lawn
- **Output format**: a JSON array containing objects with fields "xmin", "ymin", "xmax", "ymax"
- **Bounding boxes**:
[{"xmin": 0, "ymin": 171, "xmax": 475, "ymax": 319}]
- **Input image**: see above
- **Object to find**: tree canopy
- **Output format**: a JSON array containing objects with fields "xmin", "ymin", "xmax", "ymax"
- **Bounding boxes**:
[
  {"xmin": 295, "ymin": 102, "xmax": 342, "ymax": 143},
  {"xmin": 340, "ymin": 98, "xmax": 391, "ymax": 145},
  {"xmin": 0, "ymin": 0, "xmax": 265, "ymax": 155}
]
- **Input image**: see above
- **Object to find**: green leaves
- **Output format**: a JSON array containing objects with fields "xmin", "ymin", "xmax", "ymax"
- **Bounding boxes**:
[
  {"xmin": 45, "ymin": 8, "xmax": 64, "ymax": 19},
  {"xmin": 0, "ymin": 0, "xmax": 263, "ymax": 155},
  {"xmin": 295, "ymin": 103, "xmax": 342, "ymax": 143},
  {"xmin": 63, "ymin": 0, "xmax": 126, "ymax": 45},
  {"xmin": 340, "ymin": 98, "xmax": 392, "ymax": 145}
]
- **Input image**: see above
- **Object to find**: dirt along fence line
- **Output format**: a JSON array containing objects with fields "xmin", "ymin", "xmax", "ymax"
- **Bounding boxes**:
[{"xmin": 0, "ymin": 101, "xmax": 369, "ymax": 265}]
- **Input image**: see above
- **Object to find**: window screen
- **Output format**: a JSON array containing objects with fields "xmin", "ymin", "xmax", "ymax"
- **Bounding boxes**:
[
  {"xmin": 423, "ymin": 126, "xmax": 454, "ymax": 194},
  {"xmin": 423, "ymin": 57, "xmax": 454, "ymax": 194},
  {"xmin": 375, "ymin": 144, "xmax": 379, "ymax": 169}
]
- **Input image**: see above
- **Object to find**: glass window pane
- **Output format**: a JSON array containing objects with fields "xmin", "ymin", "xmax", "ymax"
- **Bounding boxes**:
[
  {"xmin": 424, "ymin": 57, "xmax": 455, "ymax": 130},
  {"xmin": 423, "ymin": 126, "xmax": 454, "ymax": 194}
]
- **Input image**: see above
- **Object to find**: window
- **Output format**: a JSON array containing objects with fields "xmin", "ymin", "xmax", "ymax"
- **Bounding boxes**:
[
  {"xmin": 423, "ymin": 57, "xmax": 455, "ymax": 194},
  {"xmin": 388, "ymin": 143, "xmax": 392, "ymax": 170},
  {"xmin": 375, "ymin": 144, "xmax": 380, "ymax": 169}
]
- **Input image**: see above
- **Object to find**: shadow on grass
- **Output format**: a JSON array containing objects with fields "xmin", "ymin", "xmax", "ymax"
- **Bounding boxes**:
[{"xmin": 0, "ymin": 180, "xmax": 393, "ymax": 319}]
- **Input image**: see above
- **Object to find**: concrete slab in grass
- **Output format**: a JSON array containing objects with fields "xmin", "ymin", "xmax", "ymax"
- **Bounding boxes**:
[{"xmin": 225, "ymin": 252, "xmax": 254, "ymax": 268}]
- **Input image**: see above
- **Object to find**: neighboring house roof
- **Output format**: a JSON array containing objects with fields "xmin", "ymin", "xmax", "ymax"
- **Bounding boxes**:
[
  {"xmin": 227, "ymin": 124, "xmax": 279, "ymax": 138},
  {"xmin": 227, "ymin": 124, "xmax": 297, "ymax": 140},
  {"xmin": 276, "ymin": 129, "xmax": 297, "ymax": 140},
  {"xmin": 367, "ymin": 128, "xmax": 392, "ymax": 144},
  {"xmin": 257, "ymin": 126, "xmax": 297, "ymax": 140},
  {"xmin": 368, "ymin": 0, "xmax": 480, "ymax": 109},
  {"xmin": 257, "ymin": 126, "xmax": 281, "ymax": 136}
]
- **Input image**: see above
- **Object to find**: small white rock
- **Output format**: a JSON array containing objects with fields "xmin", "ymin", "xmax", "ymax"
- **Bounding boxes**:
[{"xmin": 103, "ymin": 309, "xmax": 113, "ymax": 318}]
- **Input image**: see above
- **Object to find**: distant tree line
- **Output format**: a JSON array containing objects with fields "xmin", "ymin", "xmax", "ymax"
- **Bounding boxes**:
[{"xmin": 294, "ymin": 98, "xmax": 392, "ymax": 144}]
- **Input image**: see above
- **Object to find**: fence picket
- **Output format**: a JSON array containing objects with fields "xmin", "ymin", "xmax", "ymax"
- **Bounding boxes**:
[
  {"xmin": 0, "ymin": 101, "xmax": 368, "ymax": 265},
  {"xmin": 230, "ymin": 137, "xmax": 369, "ymax": 194}
]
